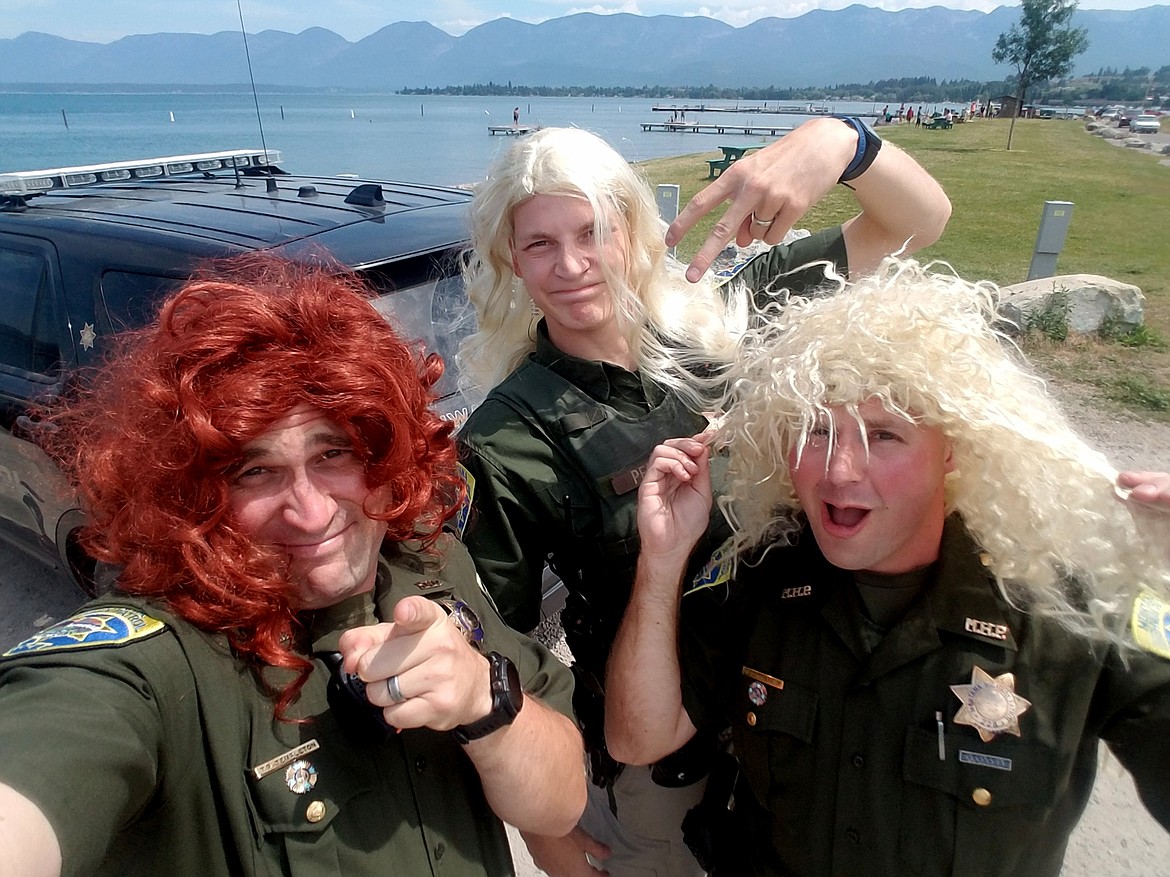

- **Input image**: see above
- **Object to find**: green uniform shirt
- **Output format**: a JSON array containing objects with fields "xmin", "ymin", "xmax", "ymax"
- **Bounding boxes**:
[
  {"xmin": 458, "ymin": 227, "xmax": 848, "ymax": 634},
  {"xmin": 0, "ymin": 535, "xmax": 574, "ymax": 877},
  {"xmin": 680, "ymin": 516, "xmax": 1170, "ymax": 877}
]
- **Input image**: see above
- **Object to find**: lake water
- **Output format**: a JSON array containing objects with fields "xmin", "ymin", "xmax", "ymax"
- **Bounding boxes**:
[{"xmin": 0, "ymin": 92, "xmax": 882, "ymax": 184}]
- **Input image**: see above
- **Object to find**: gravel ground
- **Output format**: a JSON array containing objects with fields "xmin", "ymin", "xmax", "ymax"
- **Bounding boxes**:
[{"xmin": 0, "ymin": 378, "xmax": 1167, "ymax": 875}]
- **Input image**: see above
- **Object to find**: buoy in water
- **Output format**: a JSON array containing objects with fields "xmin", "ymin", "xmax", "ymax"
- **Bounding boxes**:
[{"xmin": 169, "ymin": 111, "xmax": 175, "ymax": 122}]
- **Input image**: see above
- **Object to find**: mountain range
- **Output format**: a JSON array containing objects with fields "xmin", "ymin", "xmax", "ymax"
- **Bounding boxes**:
[{"xmin": 1, "ymin": 5, "xmax": 1167, "ymax": 90}]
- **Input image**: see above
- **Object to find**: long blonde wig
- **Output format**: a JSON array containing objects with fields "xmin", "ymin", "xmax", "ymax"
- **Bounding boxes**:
[
  {"xmin": 717, "ymin": 258, "xmax": 1170, "ymax": 639},
  {"xmin": 458, "ymin": 127, "xmax": 745, "ymax": 396}
]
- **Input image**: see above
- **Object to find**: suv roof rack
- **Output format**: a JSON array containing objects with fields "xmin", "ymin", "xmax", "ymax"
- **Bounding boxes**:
[{"xmin": 0, "ymin": 148, "xmax": 284, "ymax": 196}]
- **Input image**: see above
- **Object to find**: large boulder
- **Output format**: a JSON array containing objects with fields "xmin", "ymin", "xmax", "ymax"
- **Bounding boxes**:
[{"xmin": 998, "ymin": 275, "xmax": 1145, "ymax": 335}]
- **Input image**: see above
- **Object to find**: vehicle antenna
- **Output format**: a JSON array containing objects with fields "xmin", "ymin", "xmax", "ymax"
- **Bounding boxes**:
[{"xmin": 236, "ymin": 1, "xmax": 273, "ymax": 179}]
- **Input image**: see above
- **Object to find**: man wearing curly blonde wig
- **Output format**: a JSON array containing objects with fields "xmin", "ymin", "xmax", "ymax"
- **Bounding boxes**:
[{"xmin": 607, "ymin": 260, "xmax": 1170, "ymax": 877}]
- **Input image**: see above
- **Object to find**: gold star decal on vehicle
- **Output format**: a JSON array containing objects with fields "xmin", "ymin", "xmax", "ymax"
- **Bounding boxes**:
[
  {"xmin": 79, "ymin": 323, "xmax": 96, "ymax": 351},
  {"xmin": 950, "ymin": 666, "xmax": 1031, "ymax": 743}
]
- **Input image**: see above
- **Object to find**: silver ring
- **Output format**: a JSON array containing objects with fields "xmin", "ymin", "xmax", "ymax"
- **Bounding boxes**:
[
  {"xmin": 750, "ymin": 211, "xmax": 775, "ymax": 227},
  {"xmin": 386, "ymin": 674, "xmax": 406, "ymax": 704}
]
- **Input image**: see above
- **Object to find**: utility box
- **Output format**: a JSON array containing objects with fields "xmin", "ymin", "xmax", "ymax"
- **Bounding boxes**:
[
  {"xmin": 656, "ymin": 184, "xmax": 680, "ymax": 258},
  {"xmin": 1027, "ymin": 200, "xmax": 1074, "ymax": 280}
]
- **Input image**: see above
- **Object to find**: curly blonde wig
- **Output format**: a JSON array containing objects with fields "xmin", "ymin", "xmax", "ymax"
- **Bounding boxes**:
[
  {"xmin": 716, "ymin": 258, "xmax": 1170, "ymax": 638},
  {"xmin": 458, "ymin": 127, "xmax": 744, "ymax": 396}
]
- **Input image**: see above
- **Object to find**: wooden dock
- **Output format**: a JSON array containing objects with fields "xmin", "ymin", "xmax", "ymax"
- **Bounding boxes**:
[
  {"xmin": 641, "ymin": 122, "xmax": 793, "ymax": 136},
  {"xmin": 652, "ymin": 104, "xmax": 880, "ymax": 118},
  {"xmin": 488, "ymin": 125, "xmax": 541, "ymax": 136},
  {"xmin": 652, "ymin": 103, "xmax": 836, "ymax": 116}
]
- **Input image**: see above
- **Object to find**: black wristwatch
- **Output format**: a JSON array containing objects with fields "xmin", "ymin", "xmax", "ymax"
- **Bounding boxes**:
[
  {"xmin": 834, "ymin": 116, "xmax": 882, "ymax": 183},
  {"xmin": 452, "ymin": 651, "xmax": 524, "ymax": 744}
]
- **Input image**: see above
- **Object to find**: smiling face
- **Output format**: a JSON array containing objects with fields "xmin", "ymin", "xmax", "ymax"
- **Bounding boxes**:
[
  {"xmin": 227, "ymin": 406, "xmax": 388, "ymax": 610},
  {"xmin": 788, "ymin": 399, "xmax": 954, "ymax": 574},
  {"xmin": 509, "ymin": 192, "xmax": 629, "ymax": 359}
]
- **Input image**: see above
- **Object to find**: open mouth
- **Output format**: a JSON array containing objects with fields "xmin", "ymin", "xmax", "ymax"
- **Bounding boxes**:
[{"xmin": 825, "ymin": 504, "xmax": 869, "ymax": 529}]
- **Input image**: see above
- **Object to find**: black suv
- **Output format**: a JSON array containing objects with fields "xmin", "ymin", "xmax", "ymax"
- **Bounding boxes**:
[{"xmin": 0, "ymin": 148, "xmax": 480, "ymax": 594}]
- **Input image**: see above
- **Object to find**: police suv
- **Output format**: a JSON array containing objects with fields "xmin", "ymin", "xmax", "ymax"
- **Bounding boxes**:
[{"xmin": 0, "ymin": 149, "xmax": 479, "ymax": 595}]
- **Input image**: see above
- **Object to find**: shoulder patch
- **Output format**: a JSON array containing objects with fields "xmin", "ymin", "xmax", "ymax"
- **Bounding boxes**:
[
  {"xmin": 453, "ymin": 462, "xmax": 476, "ymax": 540},
  {"xmin": 1131, "ymin": 591, "xmax": 1170, "ymax": 660},
  {"xmin": 3, "ymin": 608, "xmax": 167, "ymax": 658},
  {"xmin": 685, "ymin": 538, "xmax": 734, "ymax": 597}
]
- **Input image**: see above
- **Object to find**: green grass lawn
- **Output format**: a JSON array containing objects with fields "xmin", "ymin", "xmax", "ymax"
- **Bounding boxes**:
[{"xmin": 636, "ymin": 118, "xmax": 1170, "ymax": 419}]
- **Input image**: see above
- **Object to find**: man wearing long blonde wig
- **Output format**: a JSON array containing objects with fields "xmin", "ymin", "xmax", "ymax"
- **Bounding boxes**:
[{"xmin": 607, "ymin": 260, "xmax": 1170, "ymax": 877}]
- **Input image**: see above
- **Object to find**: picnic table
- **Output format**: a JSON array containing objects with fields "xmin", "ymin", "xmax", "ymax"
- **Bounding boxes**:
[
  {"xmin": 924, "ymin": 116, "xmax": 953, "ymax": 130},
  {"xmin": 707, "ymin": 144, "xmax": 764, "ymax": 178}
]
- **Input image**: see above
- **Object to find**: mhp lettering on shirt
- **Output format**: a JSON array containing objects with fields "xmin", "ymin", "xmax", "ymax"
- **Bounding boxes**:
[
  {"xmin": 782, "ymin": 585, "xmax": 812, "ymax": 599},
  {"xmin": 964, "ymin": 617, "xmax": 1009, "ymax": 640},
  {"xmin": 3, "ymin": 608, "xmax": 167, "ymax": 657}
]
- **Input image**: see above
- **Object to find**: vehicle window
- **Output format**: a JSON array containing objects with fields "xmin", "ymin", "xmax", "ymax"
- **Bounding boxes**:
[
  {"xmin": 97, "ymin": 270, "xmax": 186, "ymax": 339},
  {"xmin": 0, "ymin": 247, "xmax": 60, "ymax": 377},
  {"xmin": 368, "ymin": 273, "xmax": 478, "ymax": 401}
]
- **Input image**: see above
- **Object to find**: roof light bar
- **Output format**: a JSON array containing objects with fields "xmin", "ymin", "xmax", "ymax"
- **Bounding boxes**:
[{"xmin": 0, "ymin": 148, "xmax": 284, "ymax": 196}]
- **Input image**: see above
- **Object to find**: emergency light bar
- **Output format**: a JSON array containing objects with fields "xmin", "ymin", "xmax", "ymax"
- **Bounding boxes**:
[{"xmin": 0, "ymin": 149, "xmax": 284, "ymax": 196}]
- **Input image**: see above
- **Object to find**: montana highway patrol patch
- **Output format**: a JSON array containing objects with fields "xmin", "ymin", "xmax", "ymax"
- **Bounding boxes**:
[
  {"xmin": 453, "ymin": 462, "xmax": 475, "ymax": 540},
  {"xmin": 1131, "ymin": 592, "xmax": 1170, "ymax": 660},
  {"xmin": 685, "ymin": 538, "xmax": 734, "ymax": 596},
  {"xmin": 3, "ymin": 608, "xmax": 167, "ymax": 658}
]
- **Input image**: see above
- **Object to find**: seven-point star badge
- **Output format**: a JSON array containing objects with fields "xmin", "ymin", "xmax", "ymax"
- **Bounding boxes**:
[
  {"xmin": 950, "ymin": 666, "xmax": 1032, "ymax": 743},
  {"xmin": 79, "ymin": 323, "xmax": 96, "ymax": 350}
]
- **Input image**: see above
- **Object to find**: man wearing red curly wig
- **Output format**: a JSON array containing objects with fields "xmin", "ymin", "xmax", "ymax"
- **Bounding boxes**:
[{"xmin": 0, "ymin": 255, "xmax": 584, "ymax": 877}]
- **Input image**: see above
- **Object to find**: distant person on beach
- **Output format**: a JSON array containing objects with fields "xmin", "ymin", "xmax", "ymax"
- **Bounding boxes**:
[
  {"xmin": 514, "ymin": 106, "xmax": 520, "ymax": 127},
  {"xmin": 0, "ymin": 255, "xmax": 585, "ymax": 877},
  {"xmin": 454, "ymin": 122, "xmax": 950, "ymax": 876},
  {"xmin": 606, "ymin": 261, "xmax": 1170, "ymax": 876}
]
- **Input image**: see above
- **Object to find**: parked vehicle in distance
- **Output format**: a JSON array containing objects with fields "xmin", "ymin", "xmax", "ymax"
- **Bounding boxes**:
[
  {"xmin": 0, "ymin": 149, "xmax": 480, "ymax": 595},
  {"xmin": 1130, "ymin": 114, "xmax": 1162, "ymax": 134}
]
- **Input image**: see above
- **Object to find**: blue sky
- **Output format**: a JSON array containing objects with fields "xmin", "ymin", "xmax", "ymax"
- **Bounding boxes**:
[{"xmin": 1, "ymin": 1, "xmax": 1158, "ymax": 42}]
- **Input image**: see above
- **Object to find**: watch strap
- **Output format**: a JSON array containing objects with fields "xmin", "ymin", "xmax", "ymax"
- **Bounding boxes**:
[
  {"xmin": 452, "ymin": 651, "xmax": 523, "ymax": 744},
  {"xmin": 835, "ymin": 116, "xmax": 882, "ymax": 183}
]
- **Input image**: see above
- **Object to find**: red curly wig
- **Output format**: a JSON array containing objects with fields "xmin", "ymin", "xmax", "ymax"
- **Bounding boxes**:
[{"xmin": 46, "ymin": 253, "xmax": 462, "ymax": 716}]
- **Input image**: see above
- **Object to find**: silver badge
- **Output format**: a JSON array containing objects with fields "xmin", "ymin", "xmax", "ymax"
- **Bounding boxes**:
[{"xmin": 950, "ymin": 666, "xmax": 1032, "ymax": 743}]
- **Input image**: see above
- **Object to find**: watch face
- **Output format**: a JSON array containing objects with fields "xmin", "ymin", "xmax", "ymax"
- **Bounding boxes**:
[
  {"xmin": 498, "ymin": 652, "xmax": 524, "ymax": 718},
  {"xmin": 441, "ymin": 597, "xmax": 485, "ymax": 649}
]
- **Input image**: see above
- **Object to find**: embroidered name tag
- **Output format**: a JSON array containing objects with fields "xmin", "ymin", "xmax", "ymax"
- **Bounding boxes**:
[
  {"xmin": 959, "ymin": 750, "xmax": 1013, "ymax": 771},
  {"xmin": 610, "ymin": 465, "xmax": 646, "ymax": 496},
  {"xmin": 3, "ymin": 608, "xmax": 167, "ymax": 657},
  {"xmin": 964, "ymin": 617, "xmax": 1009, "ymax": 640},
  {"xmin": 782, "ymin": 585, "xmax": 812, "ymax": 599}
]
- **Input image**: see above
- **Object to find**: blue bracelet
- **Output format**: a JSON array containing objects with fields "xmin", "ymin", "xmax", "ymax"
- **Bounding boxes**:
[{"xmin": 835, "ymin": 116, "xmax": 882, "ymax": 183}]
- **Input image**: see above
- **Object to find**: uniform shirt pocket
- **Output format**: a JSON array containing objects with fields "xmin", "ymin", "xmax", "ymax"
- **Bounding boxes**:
[
  {"xmin": 733, "ymin": 675, "xmax": 818, "ymax": 837},
  {"xmin": 899, "ymin": 726, "xmax": 1061, "ymax": 875},
  {"xmin": 245, "ymin": 724, "xmax": 376, "ymax": 851}
]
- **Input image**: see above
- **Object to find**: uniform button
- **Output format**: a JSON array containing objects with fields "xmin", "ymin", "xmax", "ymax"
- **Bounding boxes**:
[
  {"xmin": 433, "ymin": 842, "xmax": 446, "ymax": 861},
  {"xmin": 845, "ymin": 828, "xmax": 860, "ymax": 844},
  {"xmin": 415, "ymin": 756, "xmax": 427, "ymax": 774},
  {"xmin": 972, "ymin": 787, "xmax": 992, "ymax": 807},
  {"xmin": 851, "ymin": 753, "xmax": 865, "ymax": 769},
  {"xmin": 305, "ymin": 800, "xmax": 326, "ymax": 823},
  {"xmin": 746, "ymin": 711, "xmax": 757, "ymax": 726}
]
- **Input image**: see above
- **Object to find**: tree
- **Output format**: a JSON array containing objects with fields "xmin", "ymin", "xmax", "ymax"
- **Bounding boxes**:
[{"xmin": 992, "ymin": 0, "xmax": 1089, "ymax": 149}]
